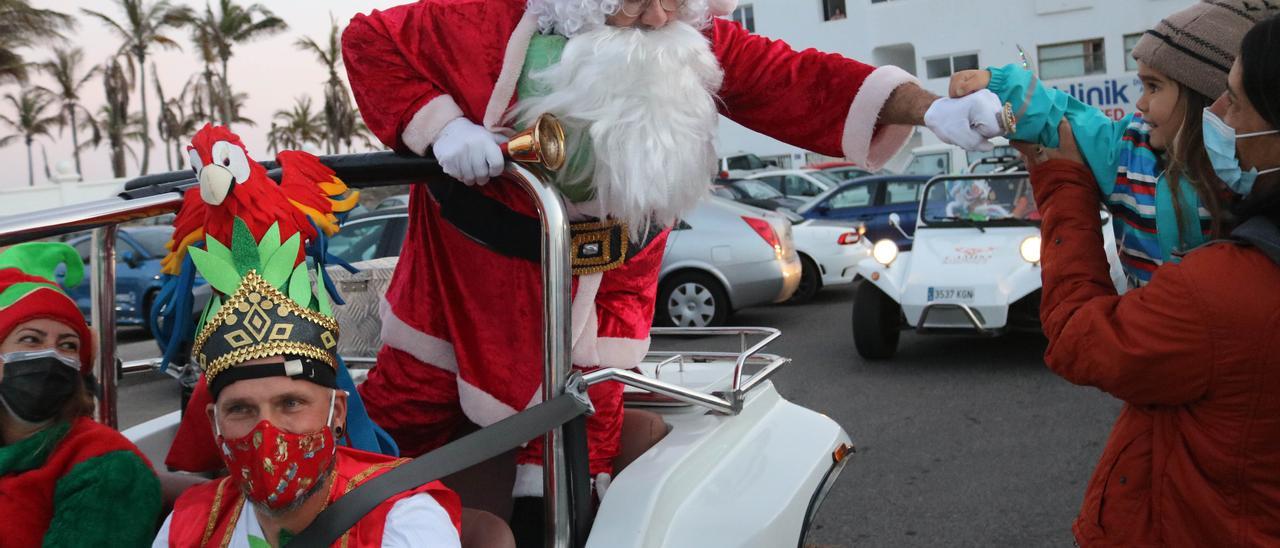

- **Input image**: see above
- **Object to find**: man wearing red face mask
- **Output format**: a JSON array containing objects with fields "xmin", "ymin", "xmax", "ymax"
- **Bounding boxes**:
[{"xmin": 153, "ymin": 271, "xmax": 462, "ymax": 547}]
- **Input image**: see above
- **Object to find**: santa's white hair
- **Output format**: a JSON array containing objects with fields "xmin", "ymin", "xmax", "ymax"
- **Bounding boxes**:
[{"xmin": 526, "ymin": 0, "xmax": 713, "ymax": 37}]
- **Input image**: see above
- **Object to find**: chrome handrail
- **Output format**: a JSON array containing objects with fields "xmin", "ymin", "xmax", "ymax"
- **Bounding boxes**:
[{"xmin": 505, "ymin": 164, "xmax": 574, "ymax": 548}]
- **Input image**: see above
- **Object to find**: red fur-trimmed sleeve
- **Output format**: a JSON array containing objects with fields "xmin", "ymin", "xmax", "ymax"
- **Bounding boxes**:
[
  {"xmin": 342, "ymin": 3, "xmax": 465, "ymax": 155},
  {"xmin": 710, "ymin": 19, "xmax": 918, "ymax": 170}
]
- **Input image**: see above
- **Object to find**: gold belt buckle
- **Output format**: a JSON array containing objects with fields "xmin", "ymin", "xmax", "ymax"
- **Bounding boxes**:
[{"xmin": 571, "ymin": 220, "xmax": 629, "ymax": 275}]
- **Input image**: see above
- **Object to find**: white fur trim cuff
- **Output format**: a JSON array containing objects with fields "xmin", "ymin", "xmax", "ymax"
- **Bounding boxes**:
[
  {"xmin": 597, "ymin": 337, "xmax": 651, "ymax": 369},
  {"xmin": 402, "ymin": 95, "xmax": 465, "ymax": 156},
  {"xmin": 513, "ymin": 464, "xmax": 543, "ymax": 498},
  {"xmin": 458, "ymin": 377, "xmax": 521, "ymax": 427},
  {"xmin": 380, "ymin": 296, "xmax": 458, "ymax": 373},
  {"xmin": 842, "ymin": 65, "xmax": 920, "ymax": 171}
]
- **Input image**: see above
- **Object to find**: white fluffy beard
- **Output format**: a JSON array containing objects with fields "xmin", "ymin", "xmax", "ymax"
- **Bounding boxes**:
[{"xmin": 512, "ymin": 22, "xmax": 724, "ymax": 232}]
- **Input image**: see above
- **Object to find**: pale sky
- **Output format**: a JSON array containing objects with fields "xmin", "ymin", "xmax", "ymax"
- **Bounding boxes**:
[{"xmin": 0, "ymin": 1, "xmax": 408, "ymax": 188}]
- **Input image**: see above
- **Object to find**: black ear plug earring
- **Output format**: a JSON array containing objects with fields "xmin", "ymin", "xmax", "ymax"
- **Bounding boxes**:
[{"xmin": 334, "ymin": 425, "xmax": 345, "ymax": 437}]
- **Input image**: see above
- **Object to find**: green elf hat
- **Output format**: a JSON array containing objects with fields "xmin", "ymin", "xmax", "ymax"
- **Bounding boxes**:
[{"xmin": 0, "ymin": 243, "xmax": 94, "ymax": 371}]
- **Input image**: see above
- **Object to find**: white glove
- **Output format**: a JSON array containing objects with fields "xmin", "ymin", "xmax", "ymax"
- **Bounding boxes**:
[
  {"xmin": 924, "ymin": 89, "xmax": 1006, "ymax": 152},
  {"xmin": 433, "ymin": 117, "xmax": 508, "ymax": 185}
]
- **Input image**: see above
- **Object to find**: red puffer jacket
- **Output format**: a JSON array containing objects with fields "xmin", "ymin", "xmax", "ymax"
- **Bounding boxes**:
[{"xmin": 1034, "ymin": 160, "xmax": 1280, "ymax": 547}]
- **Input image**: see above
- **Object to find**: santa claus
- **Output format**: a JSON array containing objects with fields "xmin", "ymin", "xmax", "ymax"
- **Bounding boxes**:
[{"xmin": 343, "ymin": 0, "xmax": 1000, "ymax": 541}]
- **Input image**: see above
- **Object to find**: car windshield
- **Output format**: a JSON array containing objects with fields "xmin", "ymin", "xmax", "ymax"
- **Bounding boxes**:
[
  {"xmin": 920, "ymin": 176, "xmax": 1040, "ymax": 226},
  {"xmin": 735, "ymin": 180, "xmax": 784, "ymax": 199},
  {"xmin": 127, "ymin": 229, "xmax": 172, "ymax": 258},
  {"xmin": 808, "ymin": 171, "xmax": 843, "ymax": 187},
  {"xmin": 825, "ymin": 167, "xmax": 873, "ymax": 180}
]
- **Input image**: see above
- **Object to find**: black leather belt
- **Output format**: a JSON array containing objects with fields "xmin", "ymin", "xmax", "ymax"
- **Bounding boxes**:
[{"xmin": 426, "ymin": 179, "xmax": 661, "ymax": 275}]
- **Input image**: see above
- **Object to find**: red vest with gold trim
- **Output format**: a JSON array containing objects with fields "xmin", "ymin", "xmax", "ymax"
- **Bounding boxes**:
[{"xmin": 167, "ymin": 446, "xmax": 461, "ymax": 547}]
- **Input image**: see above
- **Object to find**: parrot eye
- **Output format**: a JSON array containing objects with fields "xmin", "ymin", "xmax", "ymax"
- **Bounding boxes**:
[
  {"xmin": 211, "ymin": 140, "xmax": 251, "ymax": 184},
  {"xmin": 187, "ymin": 149, "xmax": 202, "ymax": 175}
]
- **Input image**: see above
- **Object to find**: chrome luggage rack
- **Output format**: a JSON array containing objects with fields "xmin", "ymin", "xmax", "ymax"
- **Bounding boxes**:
[{"xmin": 590, "ymin": 326, "xmax": 790, "ymax": 415}]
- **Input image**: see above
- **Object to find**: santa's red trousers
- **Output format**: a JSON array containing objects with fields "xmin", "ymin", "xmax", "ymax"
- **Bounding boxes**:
[{"xmin": 360, "ymin": 181, "xmax": 666, "ymax": 493}]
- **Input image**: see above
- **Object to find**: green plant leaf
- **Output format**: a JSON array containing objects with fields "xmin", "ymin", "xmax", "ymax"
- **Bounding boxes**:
[
  {"xmin": 231, "ymin": 218, "xmax": 261, "ymax": 276},
  {"xmin": 204, "ymin": 235, "xmax": 233, "ymax": 265},
  {"xmin": 288, "ymin": 263, "xmax": 312, "ymax": 310},
  {"xmin": 257, "ymin": 222, "xmax": 282, "ymax": 266},
  {"xmin": 261, "ymin": 233, "xmax": 301, "ymax": 288},
  {"xmin": 188, "ymin": 247, "xmax": 241, "ymax": 295}
]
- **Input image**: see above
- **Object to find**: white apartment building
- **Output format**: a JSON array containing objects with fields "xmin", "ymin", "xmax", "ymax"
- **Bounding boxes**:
[{"xmin": 717, "ymin": 0, "xmax": 1197, "ymax": 169}]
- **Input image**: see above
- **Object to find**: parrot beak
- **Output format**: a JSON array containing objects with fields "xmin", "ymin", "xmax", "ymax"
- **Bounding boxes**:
[{"xmin": 199, "ymin": 164, "xmax": 235, "ymax": 206}]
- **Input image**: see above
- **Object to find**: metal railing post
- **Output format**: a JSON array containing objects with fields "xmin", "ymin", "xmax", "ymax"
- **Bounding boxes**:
[
  {"xmin": 507, "ymin": 164, "xmax": 574, "ymax": 548},
  {"xmin": 91, "ymin": 225, "xmax": 119, "ymax": 428}
]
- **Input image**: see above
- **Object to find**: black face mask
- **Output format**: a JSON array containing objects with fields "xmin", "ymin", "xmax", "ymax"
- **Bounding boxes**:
[{"xmin": 0, "ymin": 351, "xmax": 81, "ymax": 424}]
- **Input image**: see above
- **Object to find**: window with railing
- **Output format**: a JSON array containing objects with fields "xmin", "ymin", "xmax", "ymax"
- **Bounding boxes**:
[
  {"xmin": 731, "ymin": 4, "xmax": 755, "ymax": 32},
  {"xmin": 924, "ymin": 53, "xmax": 979, "ymax": 79},
  {"xmin": 1039, "ymin": 38, "xmax": 1106, "ymax": 80},
  {"xmin": 823, "ymin": 0, "xmax": 847, "ymax": 21}
]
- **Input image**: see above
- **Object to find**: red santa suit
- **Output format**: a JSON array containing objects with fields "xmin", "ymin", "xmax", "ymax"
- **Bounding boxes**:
[{"xmin": 343, "ymin": 0, "xmax": 918, "ymax": 493}]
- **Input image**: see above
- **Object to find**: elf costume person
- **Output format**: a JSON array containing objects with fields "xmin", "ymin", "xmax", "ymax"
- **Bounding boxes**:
[
  {"xmin": 0, "ymin": 242, "xmax": 161, "ymax": 548},
  {"xmin": 153, "ymin": 236, "xmax": 461, "ymax": 547},
  {"xmin": 342, "ymin": 0, "xmax": 1007, "ymax": 529}
]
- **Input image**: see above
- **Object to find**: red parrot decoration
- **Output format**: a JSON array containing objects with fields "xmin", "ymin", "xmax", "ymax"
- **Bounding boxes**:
[{"xmin": 162, "ymin": 124, "xmax": 358, "ymax": 276}]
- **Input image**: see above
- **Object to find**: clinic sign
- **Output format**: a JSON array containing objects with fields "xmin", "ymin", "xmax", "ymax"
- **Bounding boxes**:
[{"xmin": 1049, "ymin": 74, "xmax": 1143, "ymax": 121}]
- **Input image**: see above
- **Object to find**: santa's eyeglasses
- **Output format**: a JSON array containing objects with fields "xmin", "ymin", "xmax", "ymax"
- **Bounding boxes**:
[{"xmin": 618, "ymin": 0, "xmax": 687, "ymax": 17}]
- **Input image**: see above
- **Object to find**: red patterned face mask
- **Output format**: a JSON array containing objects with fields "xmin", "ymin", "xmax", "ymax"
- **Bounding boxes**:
[{"xmin": 216, "ymin": 391, "xmax": 338, "ymax": 509}]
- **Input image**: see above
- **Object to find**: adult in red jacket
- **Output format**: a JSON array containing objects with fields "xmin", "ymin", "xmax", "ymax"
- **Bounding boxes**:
[
  {"xmin": 343, "ymin": 0, "xmax": 1006, "ymax": 534},
  {"xmin": 1017, "ymin": 17, "xmax": 1280, "ymax": 545}
]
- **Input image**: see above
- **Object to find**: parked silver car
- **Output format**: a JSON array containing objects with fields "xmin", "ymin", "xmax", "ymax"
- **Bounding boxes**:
[
  {"xmin": 211, "ymin": 196, "xmax": 800, "ymax": 328},
  {"xmin": 656, "ymin": 196, "xmax": 800, "ymax": 326}
]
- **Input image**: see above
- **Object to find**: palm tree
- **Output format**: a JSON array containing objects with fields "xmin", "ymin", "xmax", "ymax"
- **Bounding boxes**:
[
  {"xmin": 92, "ymin": 55, "xmax": 143, "ymax": 178},
  {"xmin": 207, "ymin": 0, "xmax": 287, "ymax": 126},
  {"xmin": 159, "ymin": 76, "xmax": 204, "ymax": 170},
  {"xmin": 39, "ymin": 47, "xmax": 99, "ymax": 179},
  {"xmin": 0, "ymin": 0, "xmax": 72, "ymax": 84},
  {"xmin": 180, "ymin": 2, "xmax": 221, "ymax": 118},
  {"xmin": 296, "ymin": 15, "xmax": 355, "ymax": 154},
  {"xmin": 81, "ymin": 0, "xmax": 190, "ymax": 176},
  {"xmin": 0, "ymin": 87, "xmax": 60, "ymax": 186},
  {"xmin": 269, "ymin": 96, "xmax": 324, "ymax": 153}
]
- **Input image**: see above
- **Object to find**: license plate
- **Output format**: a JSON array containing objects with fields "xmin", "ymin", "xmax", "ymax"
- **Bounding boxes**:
[{"xmin": 928, "ymin": 287, "xmax": 974, "ymax": 302}]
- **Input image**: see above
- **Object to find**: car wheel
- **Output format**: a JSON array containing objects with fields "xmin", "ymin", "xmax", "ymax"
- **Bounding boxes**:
[
  {"xmin": 789, "ymin": 255, "xmax": 821, "ymax": 304},
  {"xmin": 656, "ymin": 271, "xmax": 730, "ymax": 328},
  {"xmin": 853, "ymin": 281, "xmax": 901, "ymax": 359}
]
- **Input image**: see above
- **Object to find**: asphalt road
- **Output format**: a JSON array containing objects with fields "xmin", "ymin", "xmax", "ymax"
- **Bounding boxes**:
[{"xmin": 116, "ymin": 282, "xmax": 1120, "ymax": 547}]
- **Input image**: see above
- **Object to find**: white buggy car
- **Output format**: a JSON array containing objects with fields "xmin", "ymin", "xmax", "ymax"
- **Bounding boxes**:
[
  {"xmin": 2, "ymin": 157, "xmax": 854, "ymax": 548},
  {"xmin": 851, "ymin": 173, "xmax": 1126, "ymax": 359}
]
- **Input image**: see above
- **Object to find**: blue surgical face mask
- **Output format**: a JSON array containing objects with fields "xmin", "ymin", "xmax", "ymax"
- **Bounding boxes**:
[{"xmin": 1202, "ymin": 108, "xmax": 1280, "ymax": 196}]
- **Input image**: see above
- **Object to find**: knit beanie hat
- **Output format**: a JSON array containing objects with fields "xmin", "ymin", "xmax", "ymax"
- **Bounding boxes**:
[
  {"xmin": 0, "ymin": 243, "xmax": 94, "ymax": 372},
  {"xmin": 1133, "ymin": 0, "xmax": 1280, "ymax": 99}
]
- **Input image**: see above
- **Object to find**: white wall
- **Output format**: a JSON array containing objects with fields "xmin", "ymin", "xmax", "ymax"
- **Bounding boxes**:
[
  {"xmin": 0, "ymin": 179, "xmax": 127, "ymax": 218},
  {"xmin": 716, "ymin": 0, "xmax": 1196, "ymax": 162}
]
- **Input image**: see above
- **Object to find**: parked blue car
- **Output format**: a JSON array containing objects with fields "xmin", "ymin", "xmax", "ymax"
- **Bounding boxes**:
[
  {"xmin": 796, "ymin": 174, "xmax": 932, "ymax": 249},
  {"xmin": 60, "ymin": 227, "xmax": 196, "ymax": 332}
]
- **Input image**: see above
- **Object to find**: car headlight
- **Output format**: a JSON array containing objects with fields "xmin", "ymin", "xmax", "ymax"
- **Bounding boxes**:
[
  {"xmin": 872, "ymin": 239, "xmax": 898, "ymax": 266},
  {"xmin": 1020, "ymin": 235, "xmax": 1042, "ymax": 264}
]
